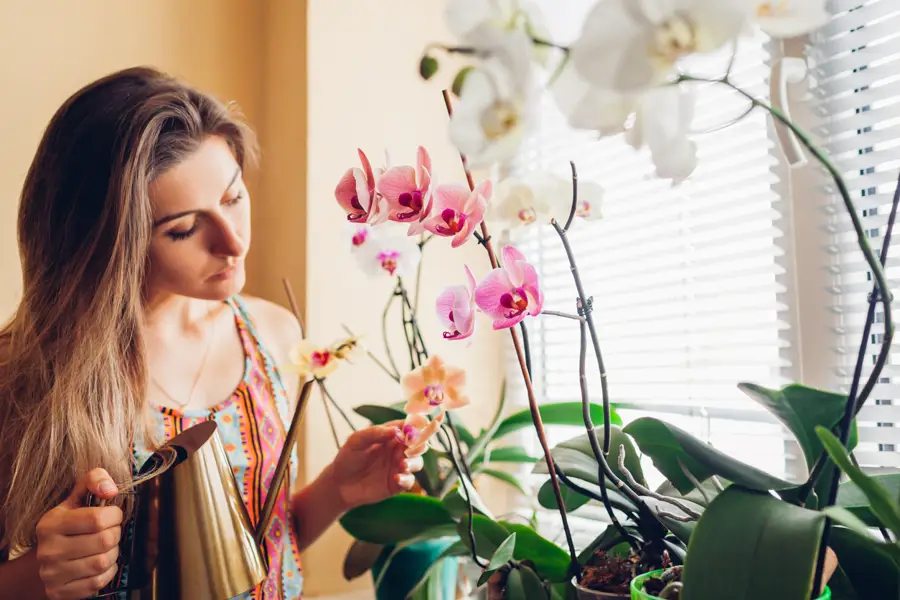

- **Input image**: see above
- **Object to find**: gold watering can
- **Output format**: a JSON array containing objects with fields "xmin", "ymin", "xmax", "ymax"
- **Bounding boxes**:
[{"xmin": 94, "ymin": 379, "xmax": 314, "ymax": 599}]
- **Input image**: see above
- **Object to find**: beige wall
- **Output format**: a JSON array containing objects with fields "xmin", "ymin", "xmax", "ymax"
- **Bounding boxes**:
[{"xmin": 0, "ymin": 1, "xmax": 504, "ymax": 597}]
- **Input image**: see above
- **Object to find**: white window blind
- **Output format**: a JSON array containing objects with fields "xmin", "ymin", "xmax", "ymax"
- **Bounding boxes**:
[
  {"xmin": 811, "ymin": 0, "xmax": 900, "ymax": 471},
  {"xmin": 499, "ymin": 0, "xmax": 796, "ymax": 514}
]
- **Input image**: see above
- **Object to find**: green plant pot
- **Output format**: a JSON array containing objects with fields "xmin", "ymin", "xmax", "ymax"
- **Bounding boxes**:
[
  {"xmin": 371, "ymin": 538, "xmax": 458, "ymax": 600},
  {"xmin": 629, "ymin": 570, "xmax": 833, "ymax": 599}
]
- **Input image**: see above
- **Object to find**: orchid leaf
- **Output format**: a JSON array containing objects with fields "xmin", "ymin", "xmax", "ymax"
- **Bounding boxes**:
[
  {"xmin": 829, "ymin": 526, "xmax": 900, "ymax": 599},
  {"xmin": 342, "ymin": 539, "xmax": 384, "ymax": 581},
  {"xmin": 472, "ymin": 445, "xmax": 537, "ymax": 468},
  {"xmin": 532, "ymin": 426, "xmax": 645, "ymax": 488},
  {"xmin": 487, "ymin": 533, "xmax": 517, "ymax": 571},
  {"xmin": 537, "ymin": 478, "xmax": 591, "ymax": 513},
  {"xmin": 501, "ymin": 522, "xmax": 571, "ymax": 582},
  {"xmin": 816, "ymin": 426, "xmax": 900, "ymax": 537},
  {"xmin": 479, "ymin": 467, "xmax": 528, "ymax": 496},
  {"xmin": 737, "ymin": 382, "xmax": 858, "ymax": 471},
  {"xmin": 683, "ymin": 486, "xmax": 826, "ymax": 600},
  {"xmin": 340, "ymin": 494, "xmax": 456, "ymax": 544},
  {"xmin": 441, "ymin": 483, "xmax": 492, "ymax": 519},
  {"xmin": 465, "ymin": 379, "xmax": 507, "ymax": 463},
  {"xmin": 625, "ymin": 418, "xmax": 794, "ymax": 495},
  {"xmin": 354, "ymin": 404, "xmax": 405, "ymax": 425},
  {"xmin": 492, "ymin": 402, "xmax": 622, "ymax": 442},
  {"xmin": 404, "ymin": 540, "xmax": 469, "ymax": 599},
  {"xmin": 506, "ymin": 564, "xmax": 549, "ymax": 600},
  {"xmin": 837, "ymin": 473, "xmax": 900, "ymax": 529}
]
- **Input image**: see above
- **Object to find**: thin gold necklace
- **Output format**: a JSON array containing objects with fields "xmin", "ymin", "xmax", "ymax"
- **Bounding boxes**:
[{"xmin": 150, "ymin": 305, "xmax": 219, "ymax": 410}]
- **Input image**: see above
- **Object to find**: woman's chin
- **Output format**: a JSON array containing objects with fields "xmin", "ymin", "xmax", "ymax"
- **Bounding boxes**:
[{"xmin": 204, "ymin": 268, "xmax": 246, "ymax": 300}]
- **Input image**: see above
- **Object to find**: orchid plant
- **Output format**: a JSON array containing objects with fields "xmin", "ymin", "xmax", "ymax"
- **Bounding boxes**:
[{"xmin": 328, "ymin": 1, "xmax": 900, "ymax": 599}]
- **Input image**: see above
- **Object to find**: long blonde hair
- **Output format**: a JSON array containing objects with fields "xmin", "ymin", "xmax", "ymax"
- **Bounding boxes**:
[{"xmin": 0, "ymin": 66, "xmax": 257, "ymax": 552}]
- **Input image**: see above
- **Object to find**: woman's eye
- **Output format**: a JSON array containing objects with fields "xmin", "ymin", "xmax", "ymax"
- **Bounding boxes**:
[
  {"xmin": 166, "ymin": 226, "xmax": 197, "ymax": 241},
  {"xmin": 224, "ymin": 191, "xmax": 245, "ymax": 207}
]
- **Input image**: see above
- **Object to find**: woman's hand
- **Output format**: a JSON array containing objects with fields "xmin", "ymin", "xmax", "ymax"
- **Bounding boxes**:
[
  {"xmin": 34, "ymin": 468, "xmax": 123, "ymax": 600},
  {"xmin": 326, "ymin": 422, "xmax": 424, "ymax": 511}
]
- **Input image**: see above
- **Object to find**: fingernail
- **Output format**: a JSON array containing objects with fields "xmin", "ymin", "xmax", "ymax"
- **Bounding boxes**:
[{"xmin": 100, "ymin": 480, "xmax": 117, "ymax": 495}]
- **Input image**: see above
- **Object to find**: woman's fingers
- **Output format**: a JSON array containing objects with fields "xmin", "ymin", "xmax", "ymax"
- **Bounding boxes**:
[
  {"xmin": 394, "ymin": 473, "xmax": 416, "ymax": 492},
  {"xmin": 405, "ymin": 456, "xmax": 424, "ymax": 473}
]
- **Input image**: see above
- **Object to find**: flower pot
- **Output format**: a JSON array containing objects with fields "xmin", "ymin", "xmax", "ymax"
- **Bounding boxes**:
[
  {"xmin": 572, "ymin": 576, "xmax": 630, "ymax": 600},
  {"xmin": 371, "ymin": 538, "xmax": 459, "ymax": 600},
  {"xmin": 629, "ymin": 569, "xmax": 833, "ymax": 600}
]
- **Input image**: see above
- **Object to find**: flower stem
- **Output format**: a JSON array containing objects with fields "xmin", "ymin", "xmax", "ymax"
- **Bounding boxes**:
[
  {"xmin": 519, "ymin": 321, "xmax": 533, "ymax": 379},
  {"xmin": 443, "ymin": 88, "xmax": 581, "ymax": 578},
  {"xmin": 542, "ymin": 310, "xmax": 585, "ymax": 322},
  {"xmin": 318, "ymin": 380, "xmax": 358, "ymax": 432},
  {"xmin": 439, "ymin": 427, "xmax": 488, "ymax": 569},
  {"xmin": 382, "ymin": 290, "xmax": 401, "ymax": 378},
  {"xmin": 564, "ymin": 161, "xmax": 578, "ymax": 232},
  {"xmin": 319, "ymin": 383, "xmax": 341, "ymax": 450}
]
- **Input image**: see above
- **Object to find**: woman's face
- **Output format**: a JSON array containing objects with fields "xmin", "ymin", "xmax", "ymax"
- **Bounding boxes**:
[{"xmin": 146, "ymin": 136, "xmax": 251, "ymax": 302}]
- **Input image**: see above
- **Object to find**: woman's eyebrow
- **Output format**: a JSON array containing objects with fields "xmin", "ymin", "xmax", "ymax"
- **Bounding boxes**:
[{"xmin": 152, "ymin": 167, "xmax": 242, "ymax": 228}]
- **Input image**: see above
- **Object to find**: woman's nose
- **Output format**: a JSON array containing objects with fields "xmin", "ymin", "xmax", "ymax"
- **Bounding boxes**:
[{"xmin": 211, "ymin": 218, "xmax": 246, "ymax": 259}]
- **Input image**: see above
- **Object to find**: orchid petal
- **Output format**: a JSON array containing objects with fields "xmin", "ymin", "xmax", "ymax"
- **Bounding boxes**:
[
  {"xmin": 377, "ymin": 166, "xmax": 417, "ymax": 202},
  {"xmin": 474, "ymin": 268, "xmax": 516, "ymax": 319},
  {"xmin": 416, "ymin": 146, "xmax": 432, "ymax": 191}
]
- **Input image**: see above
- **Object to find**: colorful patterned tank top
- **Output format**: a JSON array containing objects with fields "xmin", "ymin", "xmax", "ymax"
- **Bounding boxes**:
[{"xmin": 127, "ymin": 295, "xmax": 303, "ymax": 599}]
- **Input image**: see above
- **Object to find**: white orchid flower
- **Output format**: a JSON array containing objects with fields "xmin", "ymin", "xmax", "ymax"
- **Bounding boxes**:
[
  {"xmin": 570, "ymin": 0, "xmax": 752, "ymax": 92},
  {"xmin": 444, "ymin": 0, "xmax": 553, "ymax": 64},
  {"xmin": 352, "ymin": 222, "xmax": 421, "ymax": 278},
  {"xmin": 627, "ymin": 85, "xmax": 698, "ymax": 183},
  {"xmin": 449, "ymin": 30, "xmax": 538, "ymax": 168},
  {"xmin": 752, "ymin": 0, "xmax": 829, "ymax": 37},
  {"xmin": 551, "ymin": 62, "xmax": 634, "ymax": 135},
  {"xmin": 489, "ymin": 172, "xmax": 604, "ymax": 232}
]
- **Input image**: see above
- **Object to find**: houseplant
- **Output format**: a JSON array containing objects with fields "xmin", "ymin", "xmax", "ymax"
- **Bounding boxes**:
[{"xmin": 320, "ymin": 0, "xmax": 900, "ymax": 598}]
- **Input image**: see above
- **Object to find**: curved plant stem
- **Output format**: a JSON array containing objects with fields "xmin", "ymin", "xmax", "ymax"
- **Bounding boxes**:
[
  {"xmin": 520, "ymin": 321, "xmax": 533, "ymax": 379},
  {"xmin": 341, "ymin": 324, "xmax": 400, "ymax": 383},
  {"xmin": 581, "ymin": 319, "xmax": 641, "ymax": 552},
  {"xmin": 439, "ymin": 428, "xmax": 488, "ymax": 569},
  {"xmin": 443, "ymin": 89, "xmax": 581, "ymax": 577},
  {"xmin": 319, "ymin": 383, "xmax": 341, "ymax": 449},
  {"xmin": 542, "ymin": 310, "xmax": 585, "ymax": 322},
  {"xmin": 564, "ymin": 161, "xmax": 578, "ymax": 232},
  {"xmin": 318, "ymin": 381, "xmax": 358, "ymax": 432},
  {"xmin": 382, "ymin": 290, "xmax": 401, "ymax": 379}
]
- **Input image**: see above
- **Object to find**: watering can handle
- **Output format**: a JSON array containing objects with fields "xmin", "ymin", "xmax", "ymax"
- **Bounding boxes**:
[{"xmin": 254, "ymin": 378, "xmax": 315, "ymax": 545}]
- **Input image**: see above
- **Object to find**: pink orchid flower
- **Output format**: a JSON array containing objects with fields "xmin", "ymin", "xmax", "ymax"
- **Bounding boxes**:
[
  {"xmin": 398, "ymin": 411, "xmax": 445, "ymax": 458},
  {"xmin": 474, "ymin": 245, "xmax": 544, "ymax": 330},
  {"xmin": 402, "ymin": 355, "xmax": 469, "ymax": 414},
  {"xmin": 377, "ymin": 146, "xmax": 433, "ymax": 231},
  {"xmin": 422, "ymin": 180, "xmax": 491, "ymax": 248},
  {"xmin": 335, "ymin": 149, "xmax": 383, "ymax": 223},
  {"xmin": 287, "ymin": 340, "xmax": 340, "ymax": 379},
  {"xmin": 436, "ymin": 266, "xmax": 477, "ymax": 341}
]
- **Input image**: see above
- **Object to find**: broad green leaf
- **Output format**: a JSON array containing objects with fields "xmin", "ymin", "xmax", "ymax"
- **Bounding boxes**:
[
  {"xmin": 404, "ymin": 540, "xmax": 469, "ymax": 599},
  {"xmin": 455, "ymin": 424, "xmax": 476, "ymax": 448},
  {"xmin": 473, "ymin": 445, "xmax": 537, "ymax": 467},
  {"xmin": 837, "ymin": 474, "xmax": 900, "ymax": 528},
  {"xmin": 655, "ymin": 478, "xmax": 729, "ymax": 509},
  {"xmin": 625, "ymin": 418, "xmax": 794, "ymax": 495},
  {"xmin": 822, "ymin": 507, "xmax": 872, "ymax": 539},
  {"xmin": 415, "ymin": 449, "xmax": 441, "ymax": 497},
  {"xmin": 577, "ymin": 525, "xmax": 643, "ymax": 564},
  {"xmin": 532, "ymin": 425, "xmax": 646, "ymax": 488},
  {"xmin": 340, "ymin": 494, "xmax": 456, "ymax": 544},
  {"xmin": 825, "ymin": 566, "xmax": 859, "ymax": 600},
  {"xmin": 817, "ymin": 426, "xmax": 900, "ymax": 537},
  {"xmin": 507, "ymin": 565, "xmax": 550, "ymax": 600},
  {"xmin": 683, "ymin": 487, "xmax": 826, "ymax": 600},
  {"xmin": 441, "ymin": 484, "xmax": 492, "ymax": 519},
  {"xmin": 493, "ymin": 402, "xmax": 622, "ymax": 442},
  {"xmin": 550, "ymin": 581, "xmax": 576, "ymax": 600},
  {"xmin": 502, "ymin": 522, "xmax": 572, "ymax": 582},
  {"xmin": 537, "ymin": 478, "xmax": 591, "ymax": 513},
  {"xmin": 479, "ymin": 467, "xmax": 528, "ymax": 495},
  {"xmin": 457, "ymin": 514, "xmax": 510, "ymax": 560},
  {"xmin": 372, "ymin": 531, "xmax": 458, "ymax": 592},
  {"xmin": 738, "ymin": 382, "xmax": 858, "ymax": 471},
  {"xmin": 465, "ymin": 379, "xmax": 507, "ymax": 464},
  {"xmin": 353, "ymin": 404, "xmax": 405, "ymax": 425},
  {"xmin": 487, "ymin": 533, "xmax": 517, "ymax": 571},
  {"xmin": 828, "ymin": 526, "xmax": 900, "ymax": 599}
]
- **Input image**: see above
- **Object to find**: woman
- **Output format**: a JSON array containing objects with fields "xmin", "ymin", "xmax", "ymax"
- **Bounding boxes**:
[{"xmin": 0, "ymin": 66, "xmax": 420, "ymax": 600}]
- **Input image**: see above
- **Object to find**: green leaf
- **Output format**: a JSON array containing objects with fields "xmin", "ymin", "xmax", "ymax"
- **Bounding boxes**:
[
  {"xmin": 826, "ymin": 566, "xmax": 859, "ymax": 600},
  {"xmin": 532, "ymin": 425, "xmax": 646, "ymax": 489},
  {"xmin": 537, "ymin": 478, "xmax": 591, "ymax": 513},
  {"xmin": 837, "ymin": 474, "xmax": 900, "ymax": 528},
  {"xmin": 455, "ymin": 423, "xmax": 477, "ymax": 448},
  {"xmin": 625, "ymin": 417, "xmax": 794, "ymax": 495},
  {"xmin": 502, "ymin": 522, "xmax": 571, "ymax": 582},
  {"xmin": 457, "ymin": 514, "xmax": 510, "ymax": 560},
  {"xmin": 419, "ymin": 55, "xmax": 439, "ymax": 80},
  {"xmin": 549, "ymin": 581, "xmax": 576, "ymax": 600},
  {"xmin": 473, "ymin": 445, "xmax": 537, "ymax": 467},
  {"xmin": 493, "ymin": 402, "xmax": 622, "ymax": 442},
  {"xmin": 654, "ymin": 478, "xmax": 729, "ymax": 509},
  {"xmin": 353, "ymin": 404, "xmax": 405, "ymax": 425},
  {"xmin": 487, "ymin": 533, "xmax": 517, "ymax": 571},
  {"xmin": 828, "ymin": 526, "xmax": 900, "ymax": 599},
  {"xmin": 507, "ymin": 565, "xmax": 550, "ymax": 600},
  {"xmin": 822, "ymin": 507, "xmax": 872, "ymax": 539},
  {"xmin": 404, "ymin": 540, "xmax": 469, "ymax": 599},
  {"xmin": 738, "ymin": 382, "xmax": 858, "ymax": 471},
  {"xmin": 683, "ymin": 486, "xmax": 826, "ymax": 600},
  {"xmin": 340, "ymin": 494, "xmax": 456, "ymax": 544},
  {"xmin": 816, "ymin": 426, "xmax": 900, "ymax": 537},
  {"xmin": 416, "ymin": 449, "xmax": 442, "ymax": 496},
  {"xmin": 577, "ymin": 525, "xmax": 642, "ymax": 565},
  {"xmin": 451, "ymin": 66, "xmax": 474, "ymax": 97},
  {"xmin": 441, "ymin": 484, "xmax": 492, "ymax": 519},
  {"xmin": 479, "ymin": 467, "xmax": 528, "ymax": 495}
]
